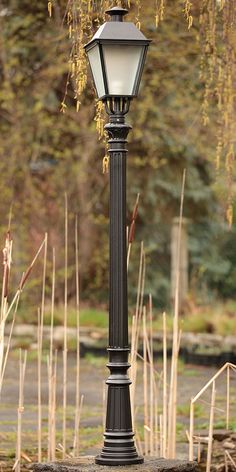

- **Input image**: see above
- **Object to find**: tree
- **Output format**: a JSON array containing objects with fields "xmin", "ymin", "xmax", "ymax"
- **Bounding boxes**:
[{"xmin": 0, "ymin": 0, "xmax": 235, "ymax": 310}]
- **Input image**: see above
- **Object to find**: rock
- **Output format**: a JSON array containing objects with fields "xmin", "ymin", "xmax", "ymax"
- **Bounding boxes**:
[
  {"xmin": 200, "ymin": 430, "xmax": 236, "ymax": 471},
  {"xmin": 30, "ymin": 458, "xmax": 198, "ymax": 472},
  {"xmin": 222, "ymin": 440, "xmax": 235, "ymax": 450},
  {"xmin": 5, "ymin": 324, "xmax": 236, "ymax": 364},
  {"xmin": 225, "ymin": 336, "xmax": 236, "ymax": 350},
  {"xmin": 213, "ymin": 430, "xmax": 231, "ymax": 441}
]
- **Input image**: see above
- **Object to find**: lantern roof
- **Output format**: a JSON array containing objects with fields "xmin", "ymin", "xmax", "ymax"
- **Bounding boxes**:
[{"xmin": 85, "ymin": 8, "xmax": 150, "ymax": 50}]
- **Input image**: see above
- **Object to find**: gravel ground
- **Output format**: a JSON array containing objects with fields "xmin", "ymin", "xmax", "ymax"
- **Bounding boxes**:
[{"xmin": 1, "ymin": 351, "xmax": 235, "ymax": 462}]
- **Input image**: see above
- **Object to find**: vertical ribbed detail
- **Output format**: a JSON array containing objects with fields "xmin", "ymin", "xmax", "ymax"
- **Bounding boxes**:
[
  {"xmin": 95, "ymin": 108, "xmax": 143, "ymax": 465},
  {"xmin": 106, "ymin": 386, "xmax": 132, "ymax": 431},
  {"xmin": 109, "ymin": 150, "xmax": 128, "ymax": 348}
]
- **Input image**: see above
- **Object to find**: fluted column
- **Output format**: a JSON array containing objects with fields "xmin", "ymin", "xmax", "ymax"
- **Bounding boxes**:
[{"xmin": 95, "ymin": 107, "xmax": 143, "ymax": 466}]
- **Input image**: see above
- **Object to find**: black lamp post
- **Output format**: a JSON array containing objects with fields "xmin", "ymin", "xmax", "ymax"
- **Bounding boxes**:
[{"xmin": 85, "ymin": 7, "xmax": 150, "ymax": 466}]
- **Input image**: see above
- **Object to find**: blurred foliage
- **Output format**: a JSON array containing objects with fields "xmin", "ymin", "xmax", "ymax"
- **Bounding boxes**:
[{"xmin": 0, "ymin": 0, "xmax": 235, "ymax": 313}]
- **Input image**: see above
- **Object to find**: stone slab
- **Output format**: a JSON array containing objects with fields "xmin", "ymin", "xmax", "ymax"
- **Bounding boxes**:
[
  {"xmin": 8, "ymin": 324, "xmax": 236, "ymax": 366},
  {"xmin": 30, "ymin": 457, "xmax": 198, "ymax": 472}
]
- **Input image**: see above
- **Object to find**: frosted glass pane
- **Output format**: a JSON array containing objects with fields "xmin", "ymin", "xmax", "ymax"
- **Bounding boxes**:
[
  {"xmin": 87, "ymin": 45, "xmax": 105, "ymax": 98},
  {"xmin": 103, "ymin": 45, "xmax": 144, "ymax": 96}
]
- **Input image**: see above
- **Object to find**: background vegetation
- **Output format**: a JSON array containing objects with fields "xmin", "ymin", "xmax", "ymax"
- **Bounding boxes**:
[{"xmin": 0, "ymin": 0, "xmax": 236, "ymax": 315}]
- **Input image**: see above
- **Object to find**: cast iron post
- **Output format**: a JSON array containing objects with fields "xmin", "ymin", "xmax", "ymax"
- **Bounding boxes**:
[{"xmin": 95, "ymin": 97, "xmax": 143, "ymax": 466}]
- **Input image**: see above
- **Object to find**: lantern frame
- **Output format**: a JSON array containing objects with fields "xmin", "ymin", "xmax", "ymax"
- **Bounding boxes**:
[{"xmin": 84, "ymin": 7, "xmax": 151, "ymax": 100}]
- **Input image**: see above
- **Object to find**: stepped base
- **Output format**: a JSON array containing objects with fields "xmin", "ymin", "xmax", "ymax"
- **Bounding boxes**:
[
  {"xmin": 95, "ymin": 454, "xmax": 143, "ymax": 466},
  {"xmin": 31, "ymin": 457, "xmax": 198, "ymax": 471}
]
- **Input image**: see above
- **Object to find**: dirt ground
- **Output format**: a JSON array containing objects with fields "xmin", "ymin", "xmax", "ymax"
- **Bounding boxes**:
[{"xmin": 0, "ymin": 352, "xmax": 235, "ymax": 462}]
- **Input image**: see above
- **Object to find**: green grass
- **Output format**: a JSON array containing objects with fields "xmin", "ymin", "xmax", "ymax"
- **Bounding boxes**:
[
  {"xmin": 45, "ymin": 306, "xmax": 109, "ymax": 328},
  {"xmin": 84, "ymin": 353, "xmax": 107, "ymax": 367},
  {"xmin": 199, "ymin": 420, "xmax": 236, "ymax": 431},
  {"xmin": 177, "ymin": 403, "xmax": 204, "ymax": 418},
  {"xmin": 15, "ymin": 298, "xmax": 236, "ymax": 336},
  {"xmin": 15, "ymin": 305, "xmax": 108, "ymax": 329},
  {"xmin": 152, "ymin": 299, "xmax": 236, "ymax": 336}
]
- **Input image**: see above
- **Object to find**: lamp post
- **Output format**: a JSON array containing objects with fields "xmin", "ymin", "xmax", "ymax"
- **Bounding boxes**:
[{"xmin": 85, "ymin": 7, "xmax": 150, "ymax": 466}]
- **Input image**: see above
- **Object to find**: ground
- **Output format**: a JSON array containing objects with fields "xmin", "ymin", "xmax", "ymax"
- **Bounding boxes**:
[{"xmin": 1, "ymin": 351, "xmax": 236, "ymax": 468}]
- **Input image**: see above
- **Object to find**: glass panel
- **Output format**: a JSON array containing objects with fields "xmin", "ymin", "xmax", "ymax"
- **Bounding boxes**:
[
  {"xmin": 102, "ymin": 45, "xmax": 144, "ymax": 96},
  {"xmin": 87, "ymin": 45, "xmax": 105, "ymax": 99}
]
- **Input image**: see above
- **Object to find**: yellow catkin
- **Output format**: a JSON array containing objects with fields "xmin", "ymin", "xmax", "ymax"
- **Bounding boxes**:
[
  {"xmin": 226, "ymin": 204, "xmax": 233, "ymax": 228},
  {"xmin": 102, "ymin": 156, "xmax": 110, "ymax": 174},
  {"xmin": 215, "ymin": 135, "xmax": 223, "ymax": 171},
  {"xmin": 183, "ymin": 0, "xmax": 193, "ymax": 29},
  {"xmin": 60, "ymin": 102, "xmax": 67, "ymax": 113},
  {"xmin": 94, "ymin": 101, "xmax": 106, "ymax": 140},
  {"xmin": 155, "ymin": 0, "xmax": 159, "ymax": 27},
  {"xmin": 67, "ymin": 11, "xmax": 72, "ymax": 24},
  {"xmin": 48, "ymin": 1, "xmax": 52, "ymax": 17},
  {"xmin": 159, "ymin": 0, "xmax": 165, "ymax": 21},
  {"xmin": 226, "ymin": 144, "xmax": 234, "ymax": 175},
  {"xmin": 136, "ymin": 0, "xmax": 141, "ymax": 28},
  {"xmin": 220, "ymin": 0, "xmax": 225, "ymax": 10},
  {"xmin": 58, "ymin": 0, "xmax": 236, "ymax": 212}
]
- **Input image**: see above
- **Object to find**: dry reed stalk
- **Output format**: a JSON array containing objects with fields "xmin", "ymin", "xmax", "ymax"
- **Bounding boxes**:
[
  {"xmin": 0, "ymin": 232, "xmax": 12, "ymax": 391},
  {"xmin": 47, "ymin": 351, "xmax": 57, "ymax": 461},
  {"xmin": 37, "ymin": 232, "xmax": 48, "ymax": 462},
  {"xmin": 189, "ymin": 399, "xmax": 194, "ymax": 461},
  {"xmin": 0, "ymin": 232, "xmax": 12, "ymax": 321},
  {"xmin": 225, "ymin": 450, "xmax": 236, "ymax": 469},
  {"xmin": 228, "ymin": 363, "xmax": 236, "ymax": 373},
  {"xmin": 141, "ymin": 301, "xmax": 163, "ymax": 458},
  {"xmin": 47, "ymin": 354, "xmax": 52, "ymax": 460},
  {"xmin": 136, "ymin": 351, "xmax": 161, "ymax": 379},
  {"xmin": 143, "ymin": 306, "xmax": 149, "ymax": 456},
  {"xmin": 226, "ymin": 364, "xmax": 230, "ymax": 429},
  {"xmin": 0, "ymin": 290, "xmax": 20, "ymax": 394},
  {"xmin": 159, "ymin": 414, "xmax": 163, "ymax": 457},
  {"xmin": 192, "ymin": 363, "xmax": 232, "ymax": 403},
  {"xmin": 74, "ymin": 394, "xmax": 84, "ymax": 454},
  {"xmin": 130, "ymin": 243, "xmax": 145, "ymax": 424},
  {"xmin": 37, "ymin": 308, "xmax": 43, "ymax": 462},
  {"xmin": 143, "ymin": 299, "xmax": 156, "ymax": 456},
  {"xmin": 14, "ymin": 350, "xmax": 27, "ymax": 472},
  {"xmin": 162, "ymin": 312, "xmax": 167, "ymax": 458},
  {"xmin": 51, "ymin": 351, "xmax": 57, "ymax": 461},
  {"xmin": 135, "ymin": 428, "xmax": 143, "ymax": 457},
  {"xmin": 167, "ymin": 169, "xmax": 186, "ymax": 459},
  {"xmin": 127, "ymin": 193, "xmax": 140, "ymax": 269},
  {"xmin": 131, "ymin": 242, "xmax": 144, "ymax": 365},
  {"xmin": 206, "ymin": 381, "xmax": 216, "ymax": 472},
  {"xmin": 4, "ymin": 237, "xmax": 47, "ymax": 326},
  {"xmin": 149, "ymin": 295, "xmax": 154, "ymax": 455},
  {"xmin": 47, "ymin": 249, "xmax": 56, "ymax": 461},
  {"xmin": 171, "ymin": 328, "xmax": 182, "ymax": 454},
  {"xmin": 102, "ymin": 380, "xmax": 106, "ymax": 431},
  {"xmin": 1, "ymin": 237, "xmax": 46, "ymax": 395},
  {"xmin": 138, "ymin": 349, "xmax": 162, "ymax": 458},
  {"xmin": 55, "ymin": 444, "xmax": 71, "ymax": 459},
  {"xmin": 73, "ymin": 216, "xmax": 81, "ymax": 457},
  {"xmin": 135, "ymin": 243, "xmax": 146, "ymax": 350},
  {"xmin": 49, "ymin": 248, "xmax": 55, "ymax": 377},
  {"xmin": 197, "ymin": 440, "xmax": 201, "ymax": 463},
  {"xmin": 225, "ymin": 451, "xmax": 229, "ymax": 472},
  {"xmin": 63, "ymin": 193, "xmax": 68, "ymax": 458},
  {"xmin": 197, "ymin": 398, "xmax": 223, "ymax": 413},
  {"xmin": 154, "ymin": 379, "xmax": 159, "ymax": 456},
  {"xmin": 189, "ymin": 362, "xmax": 236, "ymax": 461}
]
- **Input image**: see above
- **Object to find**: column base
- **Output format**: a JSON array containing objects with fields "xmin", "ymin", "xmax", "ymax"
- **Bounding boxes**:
[
  {"xmin": 95, "ymin": 431, "xmax": 143, "ymax": 466},
  {"xmin": 95, "ymin": 454, "xmax": 144, "ymax": 466}
]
